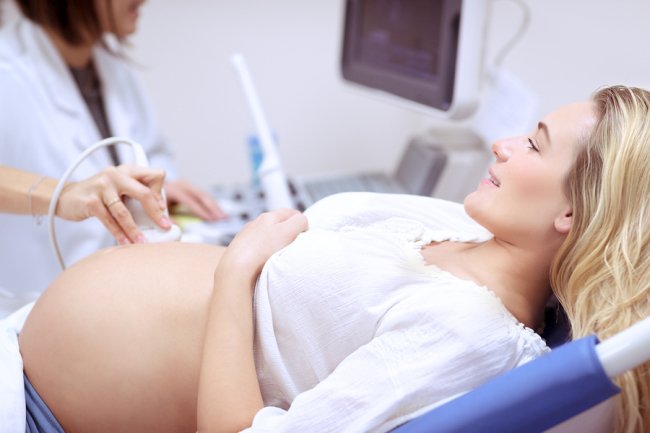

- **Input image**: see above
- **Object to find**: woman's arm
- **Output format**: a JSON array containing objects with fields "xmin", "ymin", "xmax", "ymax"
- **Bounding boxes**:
[
  {"xmin": 197, "ymin": 209, "xmax": 308, "ymax": 433},
  {"xmin": 0, "ymin": 164, "xmax": 171, "ymax": 243}
]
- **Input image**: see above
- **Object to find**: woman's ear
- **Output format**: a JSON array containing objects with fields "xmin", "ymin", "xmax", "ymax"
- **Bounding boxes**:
[{"xmin": 554, "ymin": 207, "xmax": 573, "ymax": 234}]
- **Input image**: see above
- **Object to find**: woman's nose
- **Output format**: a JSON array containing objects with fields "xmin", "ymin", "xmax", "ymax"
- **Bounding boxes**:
[{"xmin": 491, "ymin": 139, "xmax": 513, "ymax": 161}]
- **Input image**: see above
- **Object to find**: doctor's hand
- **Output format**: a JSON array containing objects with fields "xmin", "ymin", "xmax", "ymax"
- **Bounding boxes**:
[
  {"xmin": 57, "ymin": 165, "xmax": 172, "ymax": 244},
  {"xmin": 164, "ymin": 179, "xmax": 227, "ymax": 221},
  {"xmin": 221, "ymin": 208, "xmax": 308, "ymax": 278}
]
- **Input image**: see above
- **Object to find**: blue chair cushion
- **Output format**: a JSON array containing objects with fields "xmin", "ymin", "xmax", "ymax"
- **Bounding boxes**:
[{"xmin": 391, "ymin": 335, "xmax": 620, "ymax": 433}]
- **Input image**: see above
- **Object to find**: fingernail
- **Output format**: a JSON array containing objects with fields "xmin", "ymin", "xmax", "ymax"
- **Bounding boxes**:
[
  {"xmin": 118, "ymin": 237, "xmax": 130, "ymax": 245},
  {"xmin": 136, "ymin": 234, "xmax": 148, "ymax": 244},
  {"xmin": 160, "ymin": 216, "xmax": 172, "ymax": 228}
]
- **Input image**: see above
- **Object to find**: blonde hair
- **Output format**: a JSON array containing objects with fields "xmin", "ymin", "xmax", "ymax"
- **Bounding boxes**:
[{"xmin": 551, "ymin": 85, "xmax": 650, "ymax": 433}]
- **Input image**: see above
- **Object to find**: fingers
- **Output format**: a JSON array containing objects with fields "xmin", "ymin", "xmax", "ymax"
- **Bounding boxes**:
[
  {"xmin": 254, "ymin": 208, "xmax": 306, "ymax": 228},
  {"xmin": 285, "ymin": 210, "xmax": 309, "ymax": 232},
  {"xmin": 117, "ymin": 165, "xmax": 166, "ymax": 206},
  {"xmin": 228, "ymin": 208, "xmax": 307, "ymax": 264},
  {"xmin": 85, "ymin": 194, "xmax": 132, "ymax": 245},
  {"xmin": 114, "ymin": 165, "xmax": 166, "ymax": 210},
  {"xmin": 194, "ymin": 192, "xmax": 227, "ymax": 220},
  {"xmin": 108, "ymin": 169, "xmax": 172, "ymax": 231},
  {"xmin": 94, "ymin": 167, "xmax": 170, "ymax": 244},
  {"xmin": 262, "ymin": 210, "xmax": 308, "ymax": 243},
  {"xmin": 105, "ymin": 197, "xmax": 149, "ymax": 244},
  {"xmin": 164, "ymin": 180, "xmax": 227, "ymax": 221}
]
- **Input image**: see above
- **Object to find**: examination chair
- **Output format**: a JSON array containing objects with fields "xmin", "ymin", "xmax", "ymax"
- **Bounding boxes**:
[{"xmin": 392, "ymin": 312, "xmax": 650, "ymax": 433}]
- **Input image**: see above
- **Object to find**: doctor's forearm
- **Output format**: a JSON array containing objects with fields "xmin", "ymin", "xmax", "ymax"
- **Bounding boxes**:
[{"xmin": 0, "ymin": 166, "xmax": 57, "ymax": 215}]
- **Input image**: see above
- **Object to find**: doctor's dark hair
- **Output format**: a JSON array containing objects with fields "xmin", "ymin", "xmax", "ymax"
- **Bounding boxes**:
[{"xmin": 15, "ymin": 0, "xmax": 116, "ymax": 45}]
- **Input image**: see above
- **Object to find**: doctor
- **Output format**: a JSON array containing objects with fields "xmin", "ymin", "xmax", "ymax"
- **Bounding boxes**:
[{"xmin": 0, "ymin": 0, "xmax": 225, "ymax": 310}]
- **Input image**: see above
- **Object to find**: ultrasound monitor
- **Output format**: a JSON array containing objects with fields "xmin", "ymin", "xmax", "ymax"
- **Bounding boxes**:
[{"xmin": 341, "ymin": 0, "xmax": 487, "ymax": 119}]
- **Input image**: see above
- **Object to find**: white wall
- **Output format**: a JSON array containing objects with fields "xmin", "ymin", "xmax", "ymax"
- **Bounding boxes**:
[
  {"xmin": 480, "ymin": 0, "xmax": 650, "ymax": 115},
  {"xmin": 5, "ymin": 0, "xmax": 649, "ymax": 188}
]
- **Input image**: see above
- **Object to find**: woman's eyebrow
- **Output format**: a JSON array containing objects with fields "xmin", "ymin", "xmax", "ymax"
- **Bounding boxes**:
[{"xmin": 538, "ymin": 121, "xmax": 551, "ymax": 146}]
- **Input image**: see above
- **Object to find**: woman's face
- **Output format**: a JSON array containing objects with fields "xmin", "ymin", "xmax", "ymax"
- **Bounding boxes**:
[
  {"xmin": 96, "ymin": 0, "xmax": 146, "ymax": 38},
  {"xmin": 464, "ymin": 101, "xmax": 597, "ymax": 244}
]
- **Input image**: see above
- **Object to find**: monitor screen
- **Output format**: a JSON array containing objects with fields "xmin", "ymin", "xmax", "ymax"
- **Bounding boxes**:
[{"xmin": 341, "ymin": 0, "xmax": 485, "ymax": 119}]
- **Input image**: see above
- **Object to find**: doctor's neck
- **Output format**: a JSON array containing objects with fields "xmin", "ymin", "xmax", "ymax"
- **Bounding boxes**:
[{"xmin": 45, "ymin": 27, "xmax": 94, "ymax": 68}]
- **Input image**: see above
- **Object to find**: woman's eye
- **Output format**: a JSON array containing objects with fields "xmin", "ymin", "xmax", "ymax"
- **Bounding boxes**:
[{"xmin": 528, "ymin": 138, "xmax": 540, "ymax": 152}]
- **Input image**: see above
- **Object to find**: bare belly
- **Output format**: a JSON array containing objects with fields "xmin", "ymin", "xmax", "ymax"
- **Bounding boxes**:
[{"xmin": 19, "ymin": 242, "xmax": 226, "ymax": 433}]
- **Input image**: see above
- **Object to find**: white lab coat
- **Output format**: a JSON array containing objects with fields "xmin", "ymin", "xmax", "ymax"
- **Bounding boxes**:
[{"xmin": 0, "ymin": 17, "xmax": 177, "ymax": 317}]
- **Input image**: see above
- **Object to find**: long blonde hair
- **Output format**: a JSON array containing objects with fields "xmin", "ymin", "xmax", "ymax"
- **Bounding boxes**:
[{"xmin": 551, "ymin": 85, "xmax": 650, "ymax": 433}]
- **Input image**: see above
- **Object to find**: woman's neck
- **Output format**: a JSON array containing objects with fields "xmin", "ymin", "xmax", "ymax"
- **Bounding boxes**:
[
  {"xmin": 467, "ymin": 239, "xmax": 554, "ymax": 329},
  {"xmin": 45, "ymin": 27, "xmax": 94, "ymax": 68},
  {"xmin": 422, "ymin": 238, "xmax": 556, "ymax": 330}
]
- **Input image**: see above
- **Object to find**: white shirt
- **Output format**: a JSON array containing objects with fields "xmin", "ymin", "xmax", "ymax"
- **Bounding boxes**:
[
  {"xmin": 0, "ymin": 17, "xmax": 176, "ymax": 315},
  {"xmin": 247, "ymin": 192, "xmax": 550, "ymax": 433}
]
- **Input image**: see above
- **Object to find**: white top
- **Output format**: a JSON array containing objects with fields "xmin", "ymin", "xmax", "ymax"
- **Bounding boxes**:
[
  {"xmin": 246, "ymin": 192, "xmax": 550, "ymax": 433},
  {"xmin": 0, "ymin": 17, "xmax": 176, "ymax": 314}
]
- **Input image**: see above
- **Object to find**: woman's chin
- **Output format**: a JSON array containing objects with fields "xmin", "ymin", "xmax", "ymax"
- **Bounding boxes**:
[
  {"xmin": 462, "ymin": 188, "xmax": 480, "ymax": 209},
  {"xmin": 462, "ymin": 190, "xmax": 488, "ymax": 224}
]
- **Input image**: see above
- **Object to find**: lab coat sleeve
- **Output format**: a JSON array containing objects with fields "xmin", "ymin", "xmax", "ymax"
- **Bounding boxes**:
[
  {"xmin": 0, "ymin": 66, "xmax": 33, "ymax": 165},
  {"xmin": 241, "ymin": 293, "xmax": 524, "ymax": 433}
]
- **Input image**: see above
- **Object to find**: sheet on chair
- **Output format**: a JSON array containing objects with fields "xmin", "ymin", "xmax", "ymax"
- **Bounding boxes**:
[{"xmin": 1, "ymin": 302, "xmax": 34, "ymax": 433}]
